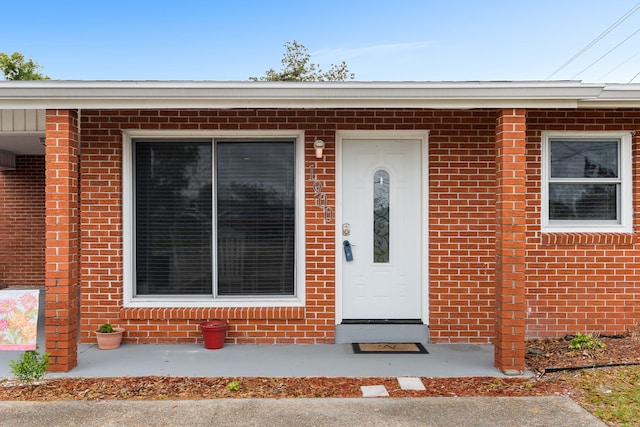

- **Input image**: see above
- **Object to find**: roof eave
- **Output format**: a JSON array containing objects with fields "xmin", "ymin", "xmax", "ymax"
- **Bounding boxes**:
[
  {"xmin": 0, "ymin": 80, "xmax": 607, "ymax": 109},
  {"xmin": 577, "ymin": 84, "xmax": 640, "ymax": 108}
]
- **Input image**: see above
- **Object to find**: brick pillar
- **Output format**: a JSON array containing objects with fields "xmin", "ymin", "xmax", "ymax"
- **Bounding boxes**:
[
  {"xmin": 494, "ymin": 109, "xmax": 527, "ymax": 374},
  {"xmin": 44, "ymin": 109, "xmax": 79, "ymax": 372}
]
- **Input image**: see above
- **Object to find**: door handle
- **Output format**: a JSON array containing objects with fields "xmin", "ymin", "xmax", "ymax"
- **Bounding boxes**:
[{"xmin": 343, "ymin": 240, "xmax": 354, "ymax": 262}]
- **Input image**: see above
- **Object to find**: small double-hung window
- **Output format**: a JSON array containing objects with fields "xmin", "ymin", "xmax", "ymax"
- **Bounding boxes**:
[{"xmin": 542, "ymin": 132, "xmax": 632, "ymax": 233}]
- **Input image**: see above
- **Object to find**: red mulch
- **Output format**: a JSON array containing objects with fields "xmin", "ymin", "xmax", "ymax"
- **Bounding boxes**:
[
  {"xmin": 0, "ymin": 375, "xmax": 570, "ymax": 401},
  {"xmin": 525, "ymin": 334, "xmax": 640, "ymax": 375}
]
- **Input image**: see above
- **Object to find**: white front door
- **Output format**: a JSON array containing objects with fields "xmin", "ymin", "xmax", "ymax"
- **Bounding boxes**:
[{"xmin": 341, "ymin": 138, "xmax": 423, "ymax": 320}]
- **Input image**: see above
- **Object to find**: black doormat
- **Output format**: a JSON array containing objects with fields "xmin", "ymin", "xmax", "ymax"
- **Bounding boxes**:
[{"xmin": 352, "ymin": 343, "xmax": 428, "ymax": 354}]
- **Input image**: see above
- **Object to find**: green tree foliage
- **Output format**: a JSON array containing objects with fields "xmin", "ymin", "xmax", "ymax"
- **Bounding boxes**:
[
  {"xmin": 250, "ymin": 40, "xmax": 354, "ymax": 82},
  {"xmin": 0, "ymin": 52, "xmax": 49, "ymax": 80}
]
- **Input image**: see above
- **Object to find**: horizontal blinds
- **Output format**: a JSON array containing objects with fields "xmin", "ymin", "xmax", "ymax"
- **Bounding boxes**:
[
  {"xmin": 135, "ymin": 141, "xmax": 213, "ymax": 295},
  {"xmin": 216, "ymin": 141, "xmax": 295, "ymax": 296},
  {"xmin": 549, "ymin": 139, "xmax": 620, "ymax": 221},
  {"xmin": 549, "ymin": 184, "xmax": 617, "ymax": 220}
]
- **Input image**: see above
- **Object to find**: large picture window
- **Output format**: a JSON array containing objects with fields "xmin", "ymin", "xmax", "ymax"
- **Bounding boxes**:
[
  {"xmin": 216, "ymin": 141, "xmax": 295, "ymax": 296},
  {"xmin": 132, "ymin": 138, "xmax": 297, "ymax": 299},
  {"xmin": 542, "ymin": 132, "xmax": 632, "ymax": 232}
]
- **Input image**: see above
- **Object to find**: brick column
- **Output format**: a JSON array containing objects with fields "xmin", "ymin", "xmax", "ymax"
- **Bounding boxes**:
[
  {"xmin": 44, "ymin": 109, "xmax": 79, "ymax": 372},
  {"xmin": 494, "ymin": 109, "xmax": 527, "ymax": 374}
]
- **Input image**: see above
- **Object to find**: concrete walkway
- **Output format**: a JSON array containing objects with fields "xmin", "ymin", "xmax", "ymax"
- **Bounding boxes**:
[{"xmin": 0, "ymin": 397, "xmax": 605, "ymax": 427}]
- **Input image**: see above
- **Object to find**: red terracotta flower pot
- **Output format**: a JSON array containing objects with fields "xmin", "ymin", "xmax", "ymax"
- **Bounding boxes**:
[{"xmin": 200, "ymin": 320, "xmax": 228, "ymax": 349}]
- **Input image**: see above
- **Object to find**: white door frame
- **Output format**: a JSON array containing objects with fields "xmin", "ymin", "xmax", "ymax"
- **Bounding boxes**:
[{"xmin": 335, "ymin": 130, "xmax": 429, "ymax": 324}]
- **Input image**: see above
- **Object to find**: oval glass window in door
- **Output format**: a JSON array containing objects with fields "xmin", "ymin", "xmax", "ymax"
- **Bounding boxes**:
[{"xmin": 373, "ymin": 169, "xmax": 390, "ymax": 263}]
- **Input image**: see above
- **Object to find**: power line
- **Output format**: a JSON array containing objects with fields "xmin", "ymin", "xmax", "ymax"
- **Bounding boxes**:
[
  {"xmin": 546, "ymin": 1, "xmax": 640, "ymax": 79},
  {"xmin": 571, "ymin": 27, "xmax": 640, "ymax": 79},
  {"xmin": 598, "ymin": 48, "xmax": 640, "ymax": 80}
]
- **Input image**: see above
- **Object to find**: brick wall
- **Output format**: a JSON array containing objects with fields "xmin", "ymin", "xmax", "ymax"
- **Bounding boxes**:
[
  {"xmin": 78, "ymin": 108, "xmax": 499, "ymax": 344},
  {"xmin": 526, "ymin": 109, "xmax": 640, "ymax": 337},
  {"xmin": 428, "ymin": 110, "xmax": 497, "ymax": 343},
  {"xmin": 0, "ymin": 155, "xmax": 45, "ymax": 287},
  {"xmin": 67, "ymin": 107, "xmax": 640, "ymax": 345}
]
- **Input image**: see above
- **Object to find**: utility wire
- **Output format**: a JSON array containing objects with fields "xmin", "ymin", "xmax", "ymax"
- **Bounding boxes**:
[
  {"xmin": 571, "ymin": 27, "xmax": 640, "ymax": 79},
  {"xmin": 598, "ymin": 48, "xmax": 640, "ymax": 80},
  {"xmin": 546, "ymin": 1, "xmax": 640, "ymax": 79}
]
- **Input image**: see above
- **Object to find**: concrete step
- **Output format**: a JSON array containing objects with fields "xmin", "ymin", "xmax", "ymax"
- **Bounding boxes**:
[{"xmin": 335, "ymin": 323, "xmax": 429, "ymax": 344}]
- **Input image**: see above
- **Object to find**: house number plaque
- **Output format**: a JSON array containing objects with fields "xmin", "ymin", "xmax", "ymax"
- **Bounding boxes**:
[{"xmin": 309, "ymin": 164, "xmax": 334, "ymax": 223}]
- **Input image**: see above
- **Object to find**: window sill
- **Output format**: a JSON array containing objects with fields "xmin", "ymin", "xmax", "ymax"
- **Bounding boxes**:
[
  {"xmin": 120, "ymin": 306, "xmax": 306, "ymax": 321},
  {"xmin": 541, "ymin": 232, "xmax": 636, "ymax": 246}
]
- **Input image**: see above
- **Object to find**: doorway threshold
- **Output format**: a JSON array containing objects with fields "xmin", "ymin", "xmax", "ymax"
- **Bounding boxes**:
[{"xmin": 341, "ymin": 319, "xmax": 423, "ymax": 325}]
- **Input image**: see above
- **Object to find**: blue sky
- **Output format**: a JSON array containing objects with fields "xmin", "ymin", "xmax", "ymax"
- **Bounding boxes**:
[{"xmin": 2, "ymin": 1, "xmax": 640, "ymax": 83}]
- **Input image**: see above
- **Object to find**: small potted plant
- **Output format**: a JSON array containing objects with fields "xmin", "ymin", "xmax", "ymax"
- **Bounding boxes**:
[{"xmin": 95, "ymin": 323, "xmax": 125, "ymax": 350}]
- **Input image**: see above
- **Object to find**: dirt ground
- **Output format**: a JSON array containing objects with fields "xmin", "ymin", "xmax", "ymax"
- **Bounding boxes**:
[{"xmin": 1, "ymin": 333, "xmax": 639, "ymax": 401}]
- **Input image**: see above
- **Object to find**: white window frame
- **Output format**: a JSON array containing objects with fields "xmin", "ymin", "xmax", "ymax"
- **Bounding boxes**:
[
  {"xmin": 122, "ymin": 130, "xmax": 306, "ymax": 308},
  {"xmin": 541, "ymin": 131, "xmax": 633, "ymax": 233}
]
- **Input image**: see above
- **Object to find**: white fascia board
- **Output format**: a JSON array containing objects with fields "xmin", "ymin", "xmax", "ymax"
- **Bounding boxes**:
[
  {"xmin": 0, "ymin": 80, "xmax": 605, "ymax": 109},
  {"xmin": 577, "ymin": 84, "xmax": 640, "ymax": 108}
]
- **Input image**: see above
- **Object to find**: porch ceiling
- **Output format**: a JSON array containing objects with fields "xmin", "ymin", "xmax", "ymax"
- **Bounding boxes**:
[
  {"xmin": 0, "ymin": 133, "xmax": 44, "ymax": 155},
  {"xmin": 0, "ymin": 109, "xmax": 45, "ymax": 155},
  {"xmin": 0, "ymin": 80, "xmax": 631, "ymax": 109}
]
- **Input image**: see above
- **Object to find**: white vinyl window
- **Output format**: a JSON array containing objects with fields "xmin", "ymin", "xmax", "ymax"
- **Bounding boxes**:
[{"xmin": 541, "ymin": 132, "xmax": 632, "ymax": 233}]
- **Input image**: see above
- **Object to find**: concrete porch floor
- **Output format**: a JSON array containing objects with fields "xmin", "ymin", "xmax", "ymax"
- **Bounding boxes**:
[
  {"xmin": 0, "ymin": 288, "xmax": 516, "ymax": 378},
  {"xmin": 2, "ymin": 341, "xmax": 509, "ymax": 379}
]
